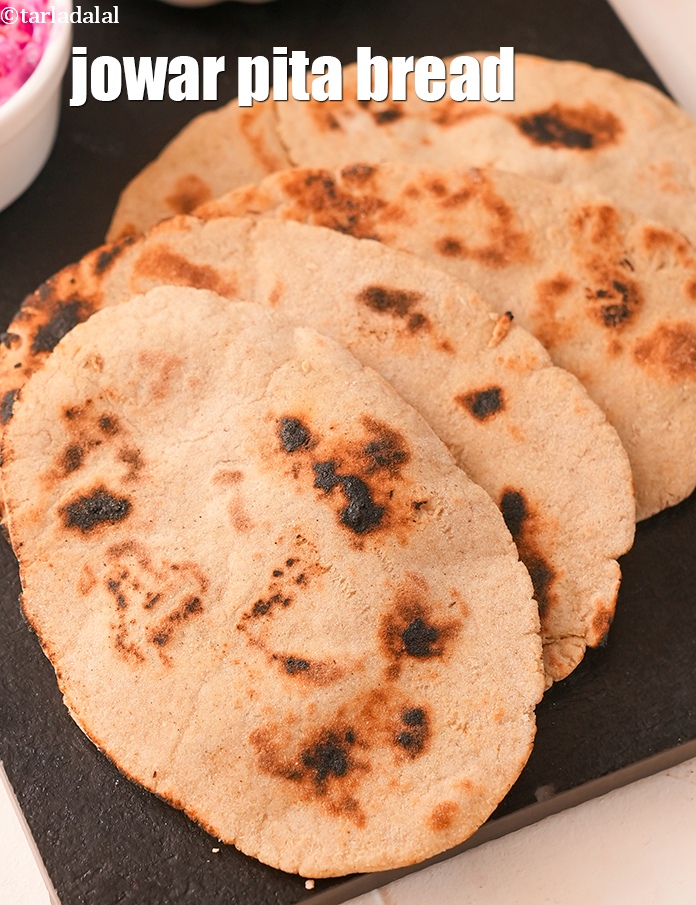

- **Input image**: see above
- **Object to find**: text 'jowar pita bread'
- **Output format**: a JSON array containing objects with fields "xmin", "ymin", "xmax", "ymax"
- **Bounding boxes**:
[
  {"xmin": 0, "ymin": 218, "xmax": 635, "ymax": 682},
  {"xmin": 2, "ymin": 287, "xmax": 544, "ymax": 876}
]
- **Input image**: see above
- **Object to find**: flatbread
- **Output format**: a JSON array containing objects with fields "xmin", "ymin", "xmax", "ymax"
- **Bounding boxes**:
[
  {"xmin": 197, "ymin": 162, "xmax": 696, "ymax": 521},
  {"xmin": 275, "ymin": 54, "xmax": 696, "ymax": 243},
  {"xmin": 2, "ymin": 286, "xmax": 544, "ymax": 876},
  {"xmin": 107, "ymin": 54, "xmax": 696, "ymax": 244},
  {"xmin": 107, "ymin": 99, "xmax": 290, "ymax": 242},
  {"xmin": 0, "ymin": 217, "xmax": 634, "ymax": 683}
]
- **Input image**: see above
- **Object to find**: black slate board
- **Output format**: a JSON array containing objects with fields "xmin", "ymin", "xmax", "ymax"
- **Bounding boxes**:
[{"xmin": 1, "ymin": 1, "xmax": 695, "ymax": 903}]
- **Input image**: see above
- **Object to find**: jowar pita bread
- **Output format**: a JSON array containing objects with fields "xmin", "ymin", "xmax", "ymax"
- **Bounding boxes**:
[
  {"xmin": 0, "ymin": 217, "xmax": 635, "ymax": 683},
  {"xmin": 108, "ymin": 54, "xmax": 696, "ymax": 246},
  {"xmin": 197, "ymin": 162, "xmax": 696, "ymax": 521},
  {"xmin": 2, "ymin": 286, "xmax": 544, "ymax": 876}
]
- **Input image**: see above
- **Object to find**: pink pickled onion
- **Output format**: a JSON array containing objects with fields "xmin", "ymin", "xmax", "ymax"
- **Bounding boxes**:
[{"xmin": 0, "ymin": 1, "xmax": 52, "ymax": 106}]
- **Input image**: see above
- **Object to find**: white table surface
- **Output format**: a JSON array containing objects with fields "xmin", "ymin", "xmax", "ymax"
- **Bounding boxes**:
[{"xmin": 2, "ymin": 1, "xmax": 695, "ymax": 902}]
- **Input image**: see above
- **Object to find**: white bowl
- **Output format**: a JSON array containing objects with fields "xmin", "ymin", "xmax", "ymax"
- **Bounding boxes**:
[{"xmin": 0, "ymin": 0, "xmax": 72, "ymax": 213}]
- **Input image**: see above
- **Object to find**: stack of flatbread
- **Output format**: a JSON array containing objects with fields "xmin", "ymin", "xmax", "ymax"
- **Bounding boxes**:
[{"xmin": 2, "ymin": 52, "xmax": 695, "ymax": 878}]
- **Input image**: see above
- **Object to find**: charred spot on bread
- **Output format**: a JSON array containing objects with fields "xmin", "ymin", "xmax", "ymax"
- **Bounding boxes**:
[
  {"xmin": 94, "ymin": 236, "xmax": 137, "ymax": 274},
  {"xmin": 380, "ymin": 581, "xmax": 461, "ymax": 668},
  {"xmin": 600, "ymin": 302, "xmax": 630, "ymax": 327},
  {"xmin": 525, "ymin": 558, "xmax": 555, "ymax": 616},
  {"xmin": 279, "ymin": 417, "xmax": 311, "ymax": 452},
  {"xmin": 62, "ymin": 444, "xmax": 84, "ymax": 474},
  {"xmin": 285, "ymin": 657, "xmax": 311, "ymax": 674},
  {"xmin": 518, "ymin": 111, "xmax": 593, "ymax": 149},
  {"xmin": 251, "ymin": 722, "xmax": 366, "ymax": 825},
  {"xmin": 313, "ymin": 460, "xmax": 341, "ymax": 492},
  {"xmin": 337, "ymin": 474, "xmax": 384, "ymax": 534},
  {"xmin": 362, "ymin": 420, "xmax": 409, "ymax": 473},
  {"xmin": 301, "ymin": 735, "xmax": 351, "ymax": 785},
  {"xmin": 457, "ymin": 386, "xmax": 504, "ymax": 421},
  {"xmin": 402, "ymin": 617, "xmax": 439, "ymax": 657},
  {"xmin": 61, "ymin": 487, "xmax": 131, "ymax": 532},
  {"xmin": 358, "ymin": 285, "xmax": 429, "ymax": 332},
  {"xmin": 304, "ymin": 172, "xmax": 338, "ymax": 198},
  {"xmin": 590, "ymin": 279, "xmax": 640, "ymax": 328},
  {"xmin": 98, "ymin": 414, "xmax": 120, "ymax": 435},
  {"xmin": 118, "ymin": 447, "xmax": 144, "ymax": 480},
  {"xmin": 267, "ymin": 651, "xmax": 343, "ymax": 686},
  {"xmin": 281, "ymin": 168, "xmax": 388, "ymax": 239},
  {"xmin": 500, "ymin": 489, "xmax": 528, "ymax": 538},
  {"xmin": 250, "ymin": 593, "xmax": 292, "ymax": 618},
  {"xmin": 101, "ymin": 547, "xmax": 209, "ymax": 663},
  {"xmin": 500, "ymin": 489, "xmax": 556, "ymax": 616},
  {"xmin": 395, "ymin": 706, "xmax": 429, "ymax": 757},
  {"xmin": 374, "ymin": 107, "xmax": 403, "ymax": 124},
  {"xmin": 1, "ymin": 388, "xmax": 19, "ymax": 424},
  {"xmin": 147, "ymin": 596, "xmax": 204, "ymax": 648},
  {"xmin": 313, "ymin": 461, "xmax": 385, "ymax": 534},
  {"xmin": 515, "ymin": 104, "xmax": 622, "ymax": 151},
  {"xmin": 31, "ymin": 301, "xmax": 88, "ymax": 354},
  {"xmin": 403, "ymin": 707, "xmax": 425, "ymax": 725},
  {"xmin": 271, "ymin": 414, "xmax": 415, "ymax": 540}
]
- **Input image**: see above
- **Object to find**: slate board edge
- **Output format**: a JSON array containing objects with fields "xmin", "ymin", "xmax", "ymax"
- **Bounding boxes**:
[{"xmin": 0, "ymin": 762, "xmax": 61, "ymax": 905}]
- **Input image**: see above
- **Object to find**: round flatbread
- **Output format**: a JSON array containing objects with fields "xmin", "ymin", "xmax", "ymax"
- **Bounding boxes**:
[
  {"xmin": 3, "ymin": 287, "xmax": 544, "ymax": 876},
  {"xmin": 197, "ymin": 162, "xmax": 696, "ymax": 520},
  {"xmin": 0, "ymin": 218, "xmax": 634, "ymax": 683},
  {"xmin": 107, "ymin": 54, "xmax": 696, "ymax": 245}
]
